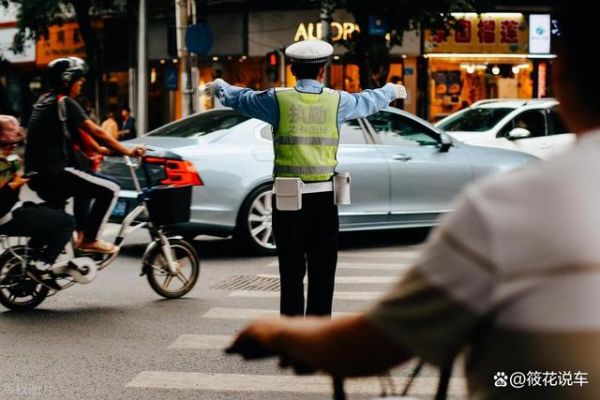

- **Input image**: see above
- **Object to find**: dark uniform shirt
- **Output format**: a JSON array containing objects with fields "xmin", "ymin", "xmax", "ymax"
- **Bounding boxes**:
[{"xmin": 25, "ymin": 93, "xmax": 89, "ymax": 175}]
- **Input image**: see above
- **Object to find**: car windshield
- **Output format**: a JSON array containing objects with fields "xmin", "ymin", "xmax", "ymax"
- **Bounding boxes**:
[
  {"xmin": 146, "ymin": 110, "xmax": 250, "ymax": 138},
  {"xmin": 437, "ymin": 108, "xmax": 514, "ymax": 132}
]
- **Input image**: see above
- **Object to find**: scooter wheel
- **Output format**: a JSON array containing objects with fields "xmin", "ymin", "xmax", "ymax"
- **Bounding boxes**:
[
  {"xmin": 143, "ymin": 238, "xmax": 200, "ymax": 299},
  {"xmin": 0, "ymin": 246, "xmax": 49, "ymax": 311}
]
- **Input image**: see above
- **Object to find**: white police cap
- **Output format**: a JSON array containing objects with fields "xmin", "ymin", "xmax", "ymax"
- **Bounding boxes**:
[{"xmin": 285, "ymin": 39, "xmax": 333, "ymax": 64}]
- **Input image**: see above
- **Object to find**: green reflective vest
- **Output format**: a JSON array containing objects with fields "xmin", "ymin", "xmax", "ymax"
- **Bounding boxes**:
[{"xmin": 274, "ymin": 88, "xmax": 340, "ymax": 182}]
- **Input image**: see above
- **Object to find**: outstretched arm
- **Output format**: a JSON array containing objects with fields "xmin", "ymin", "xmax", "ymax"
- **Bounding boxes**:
[
  {"xmin": 227, "ymin": 314, "xmax": 411, "ymax": 377},
  {"xmin": 207, "ymin": 79, "xmax": 278, "ymax": 127},
  {"xmin": 338, "ymin": 83, "xmax": 407, "ymax": 122}
]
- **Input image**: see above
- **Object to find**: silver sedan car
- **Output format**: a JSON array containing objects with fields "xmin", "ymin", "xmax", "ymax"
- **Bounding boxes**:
[{"xmin": 103, "ymin": 107, "xmax": 537, "ymax": 254}]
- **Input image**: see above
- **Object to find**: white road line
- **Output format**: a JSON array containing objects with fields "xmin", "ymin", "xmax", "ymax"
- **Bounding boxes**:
[
  {"xmin": 168, "ymin": 334, "xmax": 233, "ymax": 350},
  {"xmin": 266, "ymin": 261, "xmax": 410, "ymax": 270},
  {"xmin": 258, "ymin": 274, "xmax": 399, "ymax": 284},
  {"xmin": 202, "ymin": 307, "xmax": 354, "ymax": 320},
  {"xmin": 229, "ymin": 290, "xmax": 382, "ymax": 301},
  {"xmin": 126, "ymin": 372, "xmax": 466, "ymax": 396}
]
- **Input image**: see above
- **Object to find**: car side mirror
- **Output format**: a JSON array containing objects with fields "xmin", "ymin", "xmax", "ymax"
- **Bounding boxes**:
[
  {"xmin": 439, "ymin": 132, "xmax": 452, "ymax": 153},
  {"xmin": 508, "ymin": 127, "xmax": 531, "ymax": 140}
]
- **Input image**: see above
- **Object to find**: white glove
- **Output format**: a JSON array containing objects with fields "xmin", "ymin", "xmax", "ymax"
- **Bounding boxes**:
[
  {"xmin": 386, "ymin": 83, "xmax": 408, "ymax": 100},
  {"xmin": 201, "ymin": 78, "xmax": 224, "ymax": 96}
]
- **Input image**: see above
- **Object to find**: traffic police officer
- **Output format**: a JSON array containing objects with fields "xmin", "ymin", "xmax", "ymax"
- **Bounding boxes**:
[{"xmin": 204, "ymin": 39, "xmax": 406, "ymax": 317}]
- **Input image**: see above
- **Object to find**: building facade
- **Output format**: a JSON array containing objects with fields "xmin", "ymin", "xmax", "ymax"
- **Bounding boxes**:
[{"xmin": 1, "ymin": 1, "xmax": 556, "ymax": 130}]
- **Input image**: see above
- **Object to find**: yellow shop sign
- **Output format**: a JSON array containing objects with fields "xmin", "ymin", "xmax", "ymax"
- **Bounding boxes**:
[{"xmin": 425, "ymin": 13, "xmax": 528, "ymax": 54}]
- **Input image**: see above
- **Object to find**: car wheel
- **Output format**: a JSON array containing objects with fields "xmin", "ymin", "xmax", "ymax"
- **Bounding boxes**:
[{"xmin": 235, "ymin": 183, "xmax": 276, "ymax": 255}]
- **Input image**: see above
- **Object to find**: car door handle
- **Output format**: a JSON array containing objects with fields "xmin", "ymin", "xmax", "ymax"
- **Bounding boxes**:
[{"xmin": 392, "ymin": 154, "xmax": 412, "ymax": 161}]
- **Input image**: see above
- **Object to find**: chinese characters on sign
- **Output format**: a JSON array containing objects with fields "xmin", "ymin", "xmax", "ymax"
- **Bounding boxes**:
[
  {"xmin": 425, "ymin": 13, "xmax": 528, "ymax": 54},
  {"xmin": 35, "ymin": 21, "xmax": 103, "ymax": 66},
  {"xmin": 477, "ymin": 19, "xmax": 496, "ymax": 44}
]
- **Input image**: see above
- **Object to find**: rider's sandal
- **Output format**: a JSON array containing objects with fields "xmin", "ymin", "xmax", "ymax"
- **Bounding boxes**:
[{"xmin": 78, "ymin": 240, "xmax": 119, "ymax": 254}]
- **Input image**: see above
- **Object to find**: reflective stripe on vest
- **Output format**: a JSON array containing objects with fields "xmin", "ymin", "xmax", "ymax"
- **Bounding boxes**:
[
  {"xmin": 275, "ymin": 136, "xmax": 339, "ymax": 146},
  {"xmin": 274, "ymin": 88, "xmax": 340, "ymax": 182},
  {"xmin": 273, "ymin": 165, "xmax": 336, "ymax": 176}
]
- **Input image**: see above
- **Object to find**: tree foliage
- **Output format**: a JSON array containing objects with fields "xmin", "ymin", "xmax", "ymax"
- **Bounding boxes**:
[{"xmin": 0, "ymin": 0, "xmax": 125, "ymax": 114}]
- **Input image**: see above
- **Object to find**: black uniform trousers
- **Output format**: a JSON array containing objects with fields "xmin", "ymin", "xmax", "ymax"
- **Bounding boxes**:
[{"xmin": 272, "ymin": 191, "xmax": 339, "ymax": 317}]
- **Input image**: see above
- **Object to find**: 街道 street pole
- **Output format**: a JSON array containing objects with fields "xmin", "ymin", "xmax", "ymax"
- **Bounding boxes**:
[
  {"xmin": 137, "ymin": 0, "xmax": 148, "ymax": 136},
  {"xmin": 175, "ymin": 0, "xmax": 196, "ymax": 118},
  {"xmin": 320, "ymin": 0, "xmax": 334, "ymax": 86}
]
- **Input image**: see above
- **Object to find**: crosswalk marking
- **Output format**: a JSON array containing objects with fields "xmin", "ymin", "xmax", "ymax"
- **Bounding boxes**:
[
  {"xmin": 266, "ymin": 261, "xmax": 411, "ymax": 270},
  {"xmin": 202, "ymin": 307, "xmax": 355, "ymax": 320},
  {"xmin": 258, "ymin": 274, "xmax": 399, "ymax": 284},
  {"xmin": 229, "ymin": 290, "xmax": 381, "ymax": 301},
  {"xmin": 168, "ymin": 334, "xmax": 233, "ymax": 350},
  {"xmin": 125, "ymin": 245, "xmax": 441, "ymax": 397},
  {"xmin": 126, "ymin": 371, "xmax": 466, "ymax": 396}
]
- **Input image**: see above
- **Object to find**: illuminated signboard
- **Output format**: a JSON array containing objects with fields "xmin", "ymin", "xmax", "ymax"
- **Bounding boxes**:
[
  {"xmin": 294, "ymin": 21, "xmax": 360, "ymax": 42},
  {"xmin": 529, "ymin": 14, "xmax": 551, "ymax": 54},
  {"xmin": 36, "ymin": 22, "xmax": 104, "ymax": 66},
  {"xmin": 425, "ymin": 13, "xmax": 528, "ymax": 54}
]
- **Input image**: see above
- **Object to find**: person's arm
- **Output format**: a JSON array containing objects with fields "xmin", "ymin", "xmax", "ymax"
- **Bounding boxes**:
[
  {"xmin": 7, "ymin": 175, "xmax": 28, "ymax": 190},
  {"xmin": 65, "ymin": 98, "xmax": 143, "ymax": 156},
  {"xmin": 81, "ymin": 120, "xmax": 143, "ymax": 156},
  {"xmin": 228, "ymin": 314, "xmax": 411, "ymax": 377},
  {"xmin": 79, "ymin": 129, "xmax": 110, "ymax": 155},
  {"xmin": 207, "ymin": 79, "xmax": 278, "ymax": 126},
  {"xmin": 338, "ymin": 83, "xmax": 406, "ymax": 122}
]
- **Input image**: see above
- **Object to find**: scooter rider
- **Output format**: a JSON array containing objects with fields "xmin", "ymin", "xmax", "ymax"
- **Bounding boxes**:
[
  {"xmin": 25, "ymin": 57, "xmax": 146, "ymax": 254},
  {"xmin": 203, "ymin": 39, "xmax": 407, "ymax": 317},
  {"xmin": 0, "ymin": 115, "xmax": 73, "ymax": 290}
]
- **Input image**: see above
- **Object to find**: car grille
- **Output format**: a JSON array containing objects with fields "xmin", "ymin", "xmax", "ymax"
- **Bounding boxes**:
[{"xmin": 100, "ymin": 156, "xmax": 167, "ymax": 190}]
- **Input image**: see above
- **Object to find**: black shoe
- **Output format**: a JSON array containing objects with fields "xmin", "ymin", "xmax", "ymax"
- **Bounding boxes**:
[{"xmin": 26, "ymin": 267, "xmax": 62, "ymax": 291}]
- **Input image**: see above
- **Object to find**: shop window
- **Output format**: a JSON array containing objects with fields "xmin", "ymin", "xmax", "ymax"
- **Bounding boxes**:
[
  {"xmin": 339, "ymin": 120, "xmax": 367, "ymax": 144},
  {"xmin": 367, "ymin": 111, "xmax": 439, "ymax": 147},
  {"xmin": 440, "ymin": 107, "xmax": 513, "ymax": 133}
]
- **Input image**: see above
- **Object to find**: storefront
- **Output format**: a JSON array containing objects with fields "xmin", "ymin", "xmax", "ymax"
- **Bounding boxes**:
[
  {"xmin": 423, "ymin": 13, "xmax": 555, "ymax": 122},
  {"xmin": 0, "ymin": 6, "xmax": 37, "ymax": 121},
  {"xmin": 197, "ymin": 9, "xmax": 421, "ymax": 114}
]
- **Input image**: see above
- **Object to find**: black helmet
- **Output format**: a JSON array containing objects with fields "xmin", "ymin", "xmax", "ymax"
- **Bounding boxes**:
[{"xmin": 47, "ymin": 57, "xmax": 88, "ymax": 92}]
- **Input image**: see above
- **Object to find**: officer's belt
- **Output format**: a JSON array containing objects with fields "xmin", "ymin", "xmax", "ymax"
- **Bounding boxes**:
[{"xmin": 302, "ymin": 181, "xmax": 333, "ymax": 194}]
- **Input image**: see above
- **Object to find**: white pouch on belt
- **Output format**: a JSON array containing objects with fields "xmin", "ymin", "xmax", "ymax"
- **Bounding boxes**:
[
  {"xmin": 333, "ymin": 172, "xmax": 351, "ymax": 205},
  {"xmin": 274, "ymin": 177, "xmax": 302, "ymax": 211}
]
